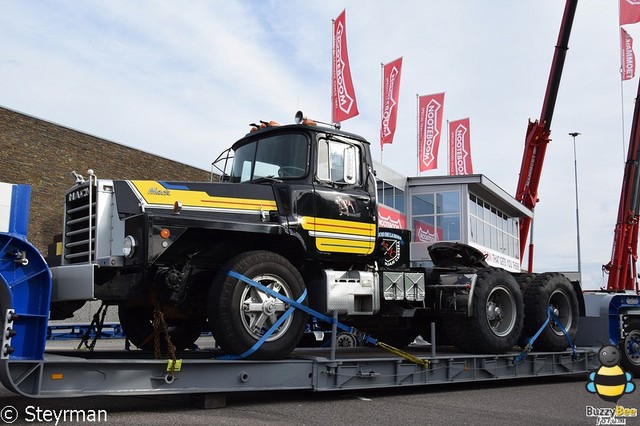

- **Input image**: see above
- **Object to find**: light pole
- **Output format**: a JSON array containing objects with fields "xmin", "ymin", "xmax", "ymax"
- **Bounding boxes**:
[{"xmin": 569, "ymin": 132, "xmax": 582, "ymax": 283}]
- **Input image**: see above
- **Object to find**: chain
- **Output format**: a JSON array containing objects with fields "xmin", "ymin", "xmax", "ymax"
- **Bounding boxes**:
[
  {"xmin": 152, "ymin": 300, "xmax": 178, "ymax": 379},
  {"xmin": 77, "ymin": 302, "xmax": 107, "ymax": 351},
  {"xmin": 152, "ymin": 302, "xmax": 162, "ymax": 359}
]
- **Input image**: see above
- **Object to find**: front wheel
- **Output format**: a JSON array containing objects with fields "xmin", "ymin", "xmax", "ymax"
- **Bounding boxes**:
[
  {"xmin": 449, "ymin": 268, "xmax": 523, "ymax": 354},
  {"xmin": 621, "ymin": 317, "xmax": 640, "ymax": 377},
  {"xmin": 208, "ymin": 251, "xmax": 307, "ymax": 360}
]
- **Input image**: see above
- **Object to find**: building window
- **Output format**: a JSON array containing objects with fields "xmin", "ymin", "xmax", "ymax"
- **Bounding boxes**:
[
  {"xmin": 376, "ymin": 179, "xmax": 405, "ymax": 213},
  {"xmin": 412, "ymin": 191, "xmax": 460, "ymax": 242},
  {"xmin": 468, "ymin": 194, "xmax": 519, "ymax": 259}
]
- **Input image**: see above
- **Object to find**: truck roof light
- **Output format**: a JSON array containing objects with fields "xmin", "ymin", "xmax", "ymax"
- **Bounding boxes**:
[{"xmin": 249, "ymin": 120, "xmax": 281, "ymax": 132}]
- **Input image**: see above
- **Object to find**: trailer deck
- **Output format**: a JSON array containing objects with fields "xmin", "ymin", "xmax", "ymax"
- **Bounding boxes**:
[
  {"xmin": 0, "ymin": 181, "xmax": 609, "ymax": 404},
  {"xmin": 1, "ymin": 341, "xmax": 598, "ymax": 399}
]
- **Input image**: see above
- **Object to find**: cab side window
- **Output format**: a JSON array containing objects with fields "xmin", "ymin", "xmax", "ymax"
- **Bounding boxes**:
[{"xmin": 317, "ymin": 139, "xmax": 361, "ymax": 185}]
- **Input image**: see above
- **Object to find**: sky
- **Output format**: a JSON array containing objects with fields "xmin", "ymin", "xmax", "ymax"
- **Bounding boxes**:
[{"xmin": 0, "ymin": 0, "xmax": 635, "ymax": 290}]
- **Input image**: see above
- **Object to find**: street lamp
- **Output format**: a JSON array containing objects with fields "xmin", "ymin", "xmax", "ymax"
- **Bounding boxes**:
[{"xmin": 568, "ymin": 132, "xmax": 582, "ymax": 283}]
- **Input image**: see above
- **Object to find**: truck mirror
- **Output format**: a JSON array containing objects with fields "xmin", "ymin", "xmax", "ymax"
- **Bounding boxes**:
[{"xmin": 343, "ymin": 146, "xmax": 357, "ymax": 184}]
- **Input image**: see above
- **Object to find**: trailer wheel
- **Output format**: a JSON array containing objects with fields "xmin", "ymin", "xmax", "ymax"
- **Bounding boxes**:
[
  {"xmin": 621, "ymin": 317, "xmax": 640, "ymax": 377},
  {"xmin": 521, "ymin": 272, "xmax": 579, "ymax": 351},
  {"xmin": 208, "ymin": 250, "xmax": 307, "ymax": 360},
  {"xmin": 118, "ymin": 305, "xmax": 202, "ymax": 352},
  {"xmin": 452, "ymin": 268, "xmax": 523, "ymax": 354}
]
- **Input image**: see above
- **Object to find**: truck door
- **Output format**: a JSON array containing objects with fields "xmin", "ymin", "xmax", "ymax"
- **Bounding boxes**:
[{"xmin": 306, "ymin": 136, "xmax": 377, "ymax": 256}]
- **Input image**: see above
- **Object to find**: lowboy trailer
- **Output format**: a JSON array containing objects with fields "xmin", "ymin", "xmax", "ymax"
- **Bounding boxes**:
[{"xmin": 0, "ymin": 144, "xmax": 630, "ymax": 404}]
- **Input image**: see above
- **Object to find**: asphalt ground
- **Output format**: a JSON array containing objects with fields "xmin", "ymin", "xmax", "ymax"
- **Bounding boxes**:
[{"xmin": 1, "ymin": 339, "xmax": 638, "ymax": 425}]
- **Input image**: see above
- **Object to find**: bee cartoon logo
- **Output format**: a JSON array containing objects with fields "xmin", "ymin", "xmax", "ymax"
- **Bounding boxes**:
[{"xmin": 586, "ymin": 345, "xmax": 635, "ymax": 403}]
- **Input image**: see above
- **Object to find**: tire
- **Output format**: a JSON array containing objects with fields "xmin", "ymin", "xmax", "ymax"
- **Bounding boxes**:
[
  {"xmin": 118, "ymin": 304, "xmax": 202, "ymax": 352},
  {"xmin": 208, "ymin": 250, "xmax": 307, "ymax": 360},
  {"xmin": 620, "ymin": 317, "xmax": 640, "ymax": 377},
  {"xmin": 515, "ymin": 273, "xmax": 536, "ymax": 347},
  {"xmin": 451, "ymin": 268, "xmax": 524, "ymax": 354},
  {"xmin": 515, "ymin": 273, "xmax": 536, "ymax": 295},
  {"xmin": 521, "ymin": 272, "xmax": 579, "ymax": 351}
]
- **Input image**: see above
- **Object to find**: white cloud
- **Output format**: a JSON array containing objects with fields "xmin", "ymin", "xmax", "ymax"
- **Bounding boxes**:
[{"xmin": 0, "ymin": 0, "xmax": 633, "ymax": 288}]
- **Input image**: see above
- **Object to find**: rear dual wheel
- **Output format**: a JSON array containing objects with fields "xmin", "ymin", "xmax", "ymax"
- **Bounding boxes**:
[
  {"xmin": 621, "ymin": 318, "xmax": 640, "ymax": 377},
  {"xmin": 447, "ymin": 268, "xmax": 523, "ymax": 354},
  {"xmin": 521, "ymin": 272, "xmax": 579, "ymax": 352}
]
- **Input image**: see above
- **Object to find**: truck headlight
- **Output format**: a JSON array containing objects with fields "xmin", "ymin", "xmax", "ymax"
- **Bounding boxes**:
[{"xmin": 122, "ymin": 235, "xmax": 137, "ymax": 258}]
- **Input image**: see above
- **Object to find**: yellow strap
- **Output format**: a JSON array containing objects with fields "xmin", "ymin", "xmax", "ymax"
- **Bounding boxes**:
[
  {"xmin": 376, "ymin": 342, "xmax": 430, "ymax": 368},
  {"xmin": 166, "ymin": 359, "xmax": 182, "ymax": 372}
]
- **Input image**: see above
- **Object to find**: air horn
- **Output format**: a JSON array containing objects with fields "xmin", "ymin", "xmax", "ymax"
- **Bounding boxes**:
[{"xmin": 294, "ymin": 111, "xmax": 341, "ymax": 130}]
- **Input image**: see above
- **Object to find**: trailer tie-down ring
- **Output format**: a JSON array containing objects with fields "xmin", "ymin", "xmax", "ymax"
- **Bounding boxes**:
[{"xmin": 219, "ymin": 270, "xmax": 430, "ymax": 368}]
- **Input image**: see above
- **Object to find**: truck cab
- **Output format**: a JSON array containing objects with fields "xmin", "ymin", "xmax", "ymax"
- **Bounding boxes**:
[
  {"xmin": 50, "ymin": 115, "xmax": 387, "ymax": 359},
  {"xmin": 49, "ymin": 113, "xmax": 577, "ymax": 361},
  {"xmin": 223, "ymin": 121, "xmax": 378, "ymax": 262}
]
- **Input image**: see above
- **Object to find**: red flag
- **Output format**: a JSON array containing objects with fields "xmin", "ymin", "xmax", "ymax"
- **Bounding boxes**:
[
  {"xmin": 380, "ymin": 57, "xmax": 403, "ymax": 147},
  {"xmin": 622, "ymin": 27, "xmax": 636, "ymax": 81},
  {"xmin": 449, "ymin": 118, "xmax": 473, "ymax": 175},
  {"xmin": 621, "ymin": 0, "xmax": 640, "ymax": 25},
  {"xmin": 413, "ymin": 219, "xmax": 443, "ymax": 243},
  {"xmin": 417, "ymin": 93, "xmax": 445, "ymax": 172},
  {"xmin": 378, "ymin": 204, "xmax": 407, "ymax": 229},
  {"xmin": 332, "ymin": 10, "xmax": 359, "ymax": 123}
]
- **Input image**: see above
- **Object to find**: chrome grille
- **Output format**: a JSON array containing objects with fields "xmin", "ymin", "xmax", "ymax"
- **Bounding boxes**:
[{"xmin": 63, "ymin": 182, "xmax": 96, "ymax": 263}]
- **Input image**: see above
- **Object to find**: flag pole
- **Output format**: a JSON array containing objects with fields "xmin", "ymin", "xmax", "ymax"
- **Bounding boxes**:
[
  {"xmin": 331, "ymin": 18, "xmax": 335, "ymax": 124},
  {"xmin": 446, "ymin": 119, "xmax": 450, "ymax": 175},
  {"xmin": 380, "ymin": 62, "xmax": 384, "ymax": 163},
  {"xmin": 416, "ymin": 94, "xmax": 419, "ymax": 177},
  {"xmin": 618, "ymin": 1, "xmax": 628, "ymax": 162}
]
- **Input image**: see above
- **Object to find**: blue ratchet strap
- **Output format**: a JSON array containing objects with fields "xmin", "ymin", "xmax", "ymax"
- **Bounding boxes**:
[
  {"xmin": 514, "ymin": 305, "xmax": 577, "ymax": 364},
  {"xmin": 547, "ymin": 305, "xmax": 578, "ymax": 359},
  {"xmin": 221, "ymin": 270, "xmax": 432, "ymax": 368},
  {"xmin": 217, "ymin": 288, "xmax": 307, "ymax": 360},
  {"xmin": 218, "ymin": 270, "xmax": 377, "ymax": 361}
]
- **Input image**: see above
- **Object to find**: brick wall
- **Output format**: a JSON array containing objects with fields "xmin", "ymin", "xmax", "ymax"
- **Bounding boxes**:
[{"xmin": 0, "ymin": 106, "xmax": 211, "ymax": 254}]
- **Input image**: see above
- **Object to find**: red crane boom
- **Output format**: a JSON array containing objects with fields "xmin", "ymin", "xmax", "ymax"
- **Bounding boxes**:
[
  {"xmin": 604, "ymin": 78, "xmax": 640, "ymax": 292},
  {"xmin": 515, "ymin": 0, "xmax": 578, "ymax": 272}
]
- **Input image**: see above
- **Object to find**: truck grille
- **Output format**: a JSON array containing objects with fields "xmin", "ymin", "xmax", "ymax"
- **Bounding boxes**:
[{"xmin": 63, "ymin": 183, "xmax": 96, "ymax": 264}]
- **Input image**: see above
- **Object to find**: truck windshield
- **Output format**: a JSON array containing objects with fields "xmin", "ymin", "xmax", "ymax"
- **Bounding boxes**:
[{"xmin": 230, "ymin": 133, "xmax": 309, "ymax": 183}]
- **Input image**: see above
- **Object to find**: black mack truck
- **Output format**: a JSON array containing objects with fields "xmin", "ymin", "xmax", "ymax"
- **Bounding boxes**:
[{"xmin": 48, "ymin": 112, "xmax": 579, "ymax": 360}]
